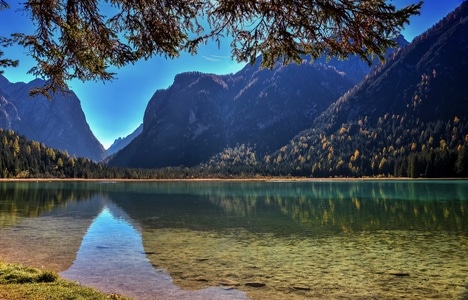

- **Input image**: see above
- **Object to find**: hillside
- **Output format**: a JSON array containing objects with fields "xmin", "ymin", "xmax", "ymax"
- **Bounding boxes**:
[
  {"xmin": 0, "ymin": 76, "xmax": 107, "ymax": 161},
  {"xmin": 251, "ymin": 1, "xmax": 468, "ymax": 178},
  {"xmin": 107, "ymin": 124, "xmax": 143, "ymax": 156},
  {"xmin": 108, "ymin": 51, "xmax": 386, "ymax": 168},
  {"xmin": 0, "ymin": 128, "xmax": 102, "ymax": 178}
]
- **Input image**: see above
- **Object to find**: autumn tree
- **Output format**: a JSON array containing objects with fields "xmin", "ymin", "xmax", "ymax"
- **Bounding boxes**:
[{"xmin": 0, "ymin": 0, "xmax": 422, "ymax": 95}]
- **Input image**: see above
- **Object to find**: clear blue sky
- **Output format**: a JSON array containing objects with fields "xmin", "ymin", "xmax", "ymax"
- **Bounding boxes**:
[{"xmin": 0, "ymin": 0, "xmax": 464, "ymax": 149}]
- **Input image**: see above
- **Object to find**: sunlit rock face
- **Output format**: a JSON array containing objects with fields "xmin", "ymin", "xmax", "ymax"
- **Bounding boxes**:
[
  {"xmin": 0, "ymin": 90, "xmax": 20, "ymax": 129},
  {"xmin": 0, "ymin": 76, "xmax": 107, "ymax": 161}
]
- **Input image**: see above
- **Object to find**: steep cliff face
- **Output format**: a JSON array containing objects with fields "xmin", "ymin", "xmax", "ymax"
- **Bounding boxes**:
[
  {"xmin": 110, "ymin": 73, "xmax": 229, "ymax": 168},
  {"xmin": 0, "ymin": 76, "xmax": 107, "ymax": 161},
  {"xmin": 109, "ymin": 56, "xmax": 366, "ymax": 168},
  {"xmin": 0, "ymin": 95, "xmax": 19, "ymax": 129}
]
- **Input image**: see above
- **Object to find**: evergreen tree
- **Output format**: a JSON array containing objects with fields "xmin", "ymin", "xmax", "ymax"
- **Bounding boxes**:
[{"xmin": 1, "ymin": 0, "xmax": 421, "ymax": 95}]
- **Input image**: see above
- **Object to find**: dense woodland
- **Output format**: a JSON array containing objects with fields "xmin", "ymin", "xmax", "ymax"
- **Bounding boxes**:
[
  {"xmin": 0, "ymin": 128, "xmax": 214, "ymax": 179},
  {"xmin": 0, "ymin": 128, "xmax": 107, "ymax": 178},
  {"xmin": 202, "ymin": 117, "xmax": 468, "ymax": 178},
  {"xmin": 1, "ymin": 3, "xmax": 466, "ymax": 179},
  {"xmin": 1, "ymin": 109, "xmax": 468, "ymax": 179},
  {"xmin": 1, "ymin": 72, "xmax": 467, "ymax": 179}
]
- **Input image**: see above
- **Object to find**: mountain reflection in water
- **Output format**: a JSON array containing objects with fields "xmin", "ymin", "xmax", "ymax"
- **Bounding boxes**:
[
  {"xmin": 0, "ymin": 180, "xmax": 467, "ymax": 299},
  {"xmin": 60, "ymin": 201, "xmax": 247, "ymax": 300}
]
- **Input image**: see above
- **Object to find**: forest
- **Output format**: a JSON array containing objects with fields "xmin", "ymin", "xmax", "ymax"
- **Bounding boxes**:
[
  {"xmin": 1, "ymin": 2, "xmax": 466, "ymax": 180},
  {"xmin": 1, "ymin": 109, "xmax": 468, "ymax": 179}
]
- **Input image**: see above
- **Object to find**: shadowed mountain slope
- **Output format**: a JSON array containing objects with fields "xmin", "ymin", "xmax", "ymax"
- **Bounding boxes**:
[
  {"xmin": 109, "ymin": 53, "xmax": 380, "ymax": 168},
  {"xmin": 0, "ymin": 76, "xmax": 107, "ymax": 161},
  {"xmin": 267, "ymin": 2, "xmax": 468, "ymax": 178}
]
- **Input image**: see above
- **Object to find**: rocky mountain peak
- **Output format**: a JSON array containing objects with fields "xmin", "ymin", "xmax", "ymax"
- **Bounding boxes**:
[{"xmin": 0, "ymin": 75, "xmax": 107, "ymax": 161}]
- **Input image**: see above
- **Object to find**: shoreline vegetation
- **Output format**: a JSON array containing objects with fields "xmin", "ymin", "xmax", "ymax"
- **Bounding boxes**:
[
  {"xmin": 3, "ymin": 125, "xmax": 468, "ymax": 180},
  {"xmin": 0, "ymin": 261, "xmax": 127, "ymax": 300},
  {"xmin": 0, "ymin": 176, "xmax": 467, "ymax": 183}
]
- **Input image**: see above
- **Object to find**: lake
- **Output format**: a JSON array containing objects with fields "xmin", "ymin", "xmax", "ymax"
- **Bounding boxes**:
[{"xmin": 0, "ymin": 180, "xmax": 467, "ymax": 299}]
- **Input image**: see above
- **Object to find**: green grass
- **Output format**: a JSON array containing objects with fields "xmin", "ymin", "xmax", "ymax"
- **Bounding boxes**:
[{"xmin": 0, "ymin": 261, "xmax": 129, "ymax": 299}]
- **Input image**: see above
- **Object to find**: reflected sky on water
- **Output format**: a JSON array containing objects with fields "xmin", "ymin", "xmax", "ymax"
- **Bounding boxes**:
[
  {"xmin": 61, "ymin": 202, "xmax": 247, "ymax": 299},
  {"xmin": 0, "ymin": 180, "xmax": 467, "ymax": 299}
]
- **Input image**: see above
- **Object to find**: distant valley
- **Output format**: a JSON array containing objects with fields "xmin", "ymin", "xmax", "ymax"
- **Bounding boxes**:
[
  {"xmin": 107, "ymin": 124, "xmax": 143, "ymax": 156},
  {"xmin": 1, "ymin": 2, "xmax": 467, "ymax": 179},
  {"xmin": 109, "ymin": 2, "xmax": 468, "ymax": 177}
]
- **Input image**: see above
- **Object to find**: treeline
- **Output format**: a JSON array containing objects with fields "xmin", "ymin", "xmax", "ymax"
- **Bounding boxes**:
[
  {"xmin": 0, "ymin": 128, "xmax": 107, "ymax": 178},
  {"xmin": 2, "ymin": 113, "xmax": 468, "ymax": 179},
  {"xmin": 0, "ymin": 128, "xmax": 162, "ymax": 179},
  {"xmin": 0, "ymin": 128, "xmax": 255, "ymax": 179},
  {"xmin": 262, "ymin": 115, "xmax": 468, "ymax": 178},
  {"xmin": 198, "ymin": 116, "xmax": 468, "ymax": 179}
]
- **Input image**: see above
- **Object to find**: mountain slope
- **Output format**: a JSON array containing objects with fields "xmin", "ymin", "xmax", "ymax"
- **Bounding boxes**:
[
  {"xmin": 314, "ymin": 3, "xmax": 468, "ymax": 132},
  {"xmin": 0, "ymin": 76, "xmax": 107, "ymax": 161},
  {"xmin": 109, "ymin": 57, "xmax": 363, "ymax": 168},
  {"xmin": 110, "ymin": 73, "xmax": 230, "ymax": 168},
  {"xmin": 107, "ymin": 124, "xmax": 143, "ymax": 156},
  {"xmin": 266, "ymin": 2, "xmax": 468, "ymax": 178}
]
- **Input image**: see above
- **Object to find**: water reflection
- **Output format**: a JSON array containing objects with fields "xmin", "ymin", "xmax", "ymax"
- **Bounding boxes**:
[
  {"xmin": 104, "ymin": 180, "xmax": 468, "ymax": 237},
  {"xmin": 0, "ymin": 180, "xmax": 467, "ymax": 299},
  {"xmin": 0, "ymin": 195, "xmax": 106, "ymax": 271},
  {"xmin": 61, "ymin": 201, "xmax": 247, "ymax": 300},
  {"xmin": 0, "ymin": 181, "xmax": 99, "ymax": 227}
]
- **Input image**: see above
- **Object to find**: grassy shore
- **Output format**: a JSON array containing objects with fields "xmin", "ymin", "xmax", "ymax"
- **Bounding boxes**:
[{"xmin": 0, "ymin": 261, "xmax": 128, "ymax": 300}]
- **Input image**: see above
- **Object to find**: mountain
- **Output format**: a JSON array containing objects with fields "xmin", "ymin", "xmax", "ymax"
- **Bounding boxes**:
[
  {"xmin": 109, "ymin": 72, "xmax": 231, "ymax": 168},
  {"xmin": 109, "ymin": 33, "xmax": 411, "ymax": 170},
  {"xmin": 314, "ymin": 3, "xmax": 468, "ymax": 132},
  {"xmin": 0, "ymin": 76, "xmax": 107, "ymax": 161},
  {"xmin": 313, "ymin": 34, "xmax": 409, "ymax": 85},
  {"xmin": 107, "ymin": 123, "xmax": 143, "ymax": 156},
  {"xmin": 262, "ymin": 2, "xmax": 468, "ymax": 177},
  {"xmin": 109, "ymin": 51, "xmax": 383, "ymax": 168}
]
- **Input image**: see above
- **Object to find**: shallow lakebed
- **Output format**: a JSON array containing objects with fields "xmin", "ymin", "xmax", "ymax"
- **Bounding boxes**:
[{"xmin": 0, "ymin": 180, "xmax": 467, "ymax": 299}]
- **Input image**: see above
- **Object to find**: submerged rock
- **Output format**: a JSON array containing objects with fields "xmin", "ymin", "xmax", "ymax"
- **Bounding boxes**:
[
  {"xmin": 388, "ymin": 270, "xmax": 410, "ymax": 277},
  {"xmin": 245, "ymin": 282, "xmax": 266, "ymax": 288},
  {"xmin": 293, "ymin": 285, "xmax": 311, "ymax": 291}
]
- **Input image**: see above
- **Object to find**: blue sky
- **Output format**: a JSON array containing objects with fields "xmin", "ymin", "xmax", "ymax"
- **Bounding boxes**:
[{"xmin": 0, "ymin": 0, "xmax": 464, "ymax": 149}]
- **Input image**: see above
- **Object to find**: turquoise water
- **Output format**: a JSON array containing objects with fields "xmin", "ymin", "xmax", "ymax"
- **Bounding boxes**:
[{"xmin": 0, "ymin": 180, "xmax": 467, "ymax": 299}]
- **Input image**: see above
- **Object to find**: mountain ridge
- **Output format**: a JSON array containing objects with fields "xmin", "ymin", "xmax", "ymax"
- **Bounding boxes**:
[
  {"xmin": 259, "ymin": 1, "xmax": 468, "ymax": 178},
  {"xmin": 313, "ymin": 1, "xmax": 468, "ymax": 133},
  {"xmin": 107, "ymin": 124, "xmax": 143, "ymax": 156},
  {"xmin": 109, "ymin": 33, "xmax": 411, "ymax": 169},
  {"xmin": 0, "ymin": 76, "xmax": 107, "ymax": 161},
  {"xmin": 109, "ymin": 56, "xmax": 367, "ymax": 168}
]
